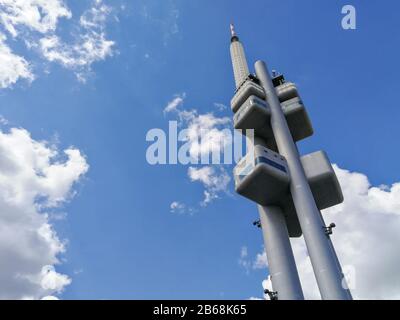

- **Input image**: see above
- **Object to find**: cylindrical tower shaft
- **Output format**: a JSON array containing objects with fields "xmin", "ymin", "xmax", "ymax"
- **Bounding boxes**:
[
  {"xmin": 255, "ymin": 60, "xmax": 352, "ymax": 300},
  {"xmin": 250, "ymin": 136, "xmax": 304, "ymax": 300},
  {"xmin": 230, "ymin": 24, "xmax": 250, "ymax": 89},
  {"xmin": 258, "ymin": 205, "xmax": 304, "ymax": 300}
]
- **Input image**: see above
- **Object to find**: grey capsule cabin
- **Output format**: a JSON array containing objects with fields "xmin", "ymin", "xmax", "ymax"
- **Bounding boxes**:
[
  {"xmin": 231, "ymin": 76, "xmax": 313, "ymax": 143},
  {"xmin": 301, "ymin": 151, "xmax": 343, "ymax": 210},
  {"xmin": 233, "ymin": 144, "xmax": 301, "ymax": 237},
  {"xmin": 234, "ymin": 148, "xmax": 343, "ymax": 237},
  {"xmin": 234, "ymin": 145, "xmax": 290, "ymax": 206},
  {"xmin": 233, "ymin": 96, "xmax": 273, "ymax": 139},
  {"xmin": 276, "ymin": 81, "xmax": 299, "ymax": 102},
  {"xmin": 274, "ymin": 75, "xmax": 313, "ymax": 141},
  {"xmin": 234, "ymin": 147, "xmax": 343, "ymax": 210},
  {"xmin": 231, "ymin": 78, "xmax": 266, "ymax": 113}
]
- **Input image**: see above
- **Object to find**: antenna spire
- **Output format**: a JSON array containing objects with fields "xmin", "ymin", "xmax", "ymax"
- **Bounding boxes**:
[
  {"xmin": 230, "ymin": 23, "xmax": 236, "ymax": 37},
  {"xmin": 230, "ymin": 23, "xmax": 239, "ymax": 42}
]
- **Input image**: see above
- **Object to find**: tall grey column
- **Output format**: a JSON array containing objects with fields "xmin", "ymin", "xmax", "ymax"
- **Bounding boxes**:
[
  {"xmin": 258, "ymin": 205, "xmax": 304, "ymax": 300},
  {"xmin": 255, "ymin": 60, "xmax": 352, "ymax": 300},
  {"xmin": 251, "ymin": 136, "xmax": 304, "ymax": 300},
  {"xmin": 229, "ymin": 24, "xmax": 250, "ymax": 88}
]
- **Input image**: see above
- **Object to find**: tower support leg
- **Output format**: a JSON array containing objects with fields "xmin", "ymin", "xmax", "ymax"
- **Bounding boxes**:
[
  {"xmin": 255, "ymin": 60, "xmax": 352, "ymax": 300},
  {"xmin": 258, "ymin": 205, "xmax": 304, "ymax": 300}
]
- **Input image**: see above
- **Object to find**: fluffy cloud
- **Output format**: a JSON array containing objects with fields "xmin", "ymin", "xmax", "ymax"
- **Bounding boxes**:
[
  {"xmin": 188, "ymin": 166, "xmax": 230, "ymax": 206},
  {"xmin": 164, "ymin": 93, "xmax": 186, "ymax": 114},
  {"xmin": 39, "ymin": 0, "xmax": 115, "ymax": 81},
  {"xmin": 253, "ymin": 251, "xmax": 268, "ymax": 270},
  {"xmin": 238, "ymin": 246, "xmax": 252, "ymax": 273},
  {"xmin": 170, "ymin": 201, "xmax": 185, "ymax": 214},
  {"xmin": 39, "ymin": 32, "xmax": 114, "ymax": 79},
  {"xmin": 164, "ymin": 94, "xmax": 232, "ymax": 207},
  {"xmin": 0, "ymin": 33, "xmax": 33, "ymax": 88},
  {"xmin": 0, "ymin": 0, "xmax": 71, "ymax": 37},
  {"xmin": 290, "ymin": 165, "xmax": 400, "ymax": 300},
  {"xmin": 0, "ymin": 0, "xmax": 115, "ymax": 87},
  {"xmin": 214, "ymin": 103, "xmax": 227, "ymax": 111},
  {"xmin": 164, "ymin": 94, "xmax": 232, "ymax": 161},
  {"xmin": 0, "ymin": 127, "xmax": 88, "ymax": 299},
  {"xmin": 184, "ymin": 113, "xmax": 231, "ymax": 161},
  {"xmin": 250, "ymin": 165, "xmax": 400, "ymax": 300},
  {"xmin": 185, "ymin": 114, "xmax": 232, "ymax": 205}
]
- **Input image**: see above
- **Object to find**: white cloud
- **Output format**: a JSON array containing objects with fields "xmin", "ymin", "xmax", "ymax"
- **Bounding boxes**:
[
  {"xmin": 79, "ymin": 0, "xmax": 110, "ymax": 30},
  {"xmin": 164, "ymin": 94, "xmax": 231, "ymax": 161},
  {"xmin": 170, "ymin": 201, "xmax": 185, "ymax": 214},
  {"xmin": 170, "ymin": 201, "xmax": 196, "ymax": 215},
  {"xmin": 39, "ymin": 32, "xmax": 114, "ymax": 71},
  {"xmin": 214, "ymin": 103, "xmax": 227, "ymax": 111},
  {"xmin": 0, "ymin": 0, "xmax": 115, "ymax": 87},
  {"xmin": 188, "ymin": 166, "xmax": 230, "ymax": 206},
  {"xmin": 164, "ymin": 93, "xmax": 232, "ymax": 207},
  {"xmin": 38, "ymin": 0, "xmax": 115, "ymax": 81},
  {"xmin": 238, "ymin": 246, "xmax": 267, "ymax": 276},
  {"xmin": 247, "ymin": 277, "xmax": 272, "ymax": 300},
  {"xmin": 0, "ymin": 0, "xmax": 71, "ymax": 37},
  {"xmin": 253, "ymin": 251, "xmax": 268, "ymax": 270},
  {"xmin": 238, "ymin": 246, "xmax": 252, "ymax": 273},
  {"xmin": 251, "ymin": 165, "xmax": 400, "ymax": 300},
  {"xmin": 289, "ymin": 165, "xmax": 400, "ymax": 300},
  {"xmin": 0, "ymin": 127, "xmax": 88, "ymax": 299},
  {"xmin": 240, "ymin": 246, "xmax": 248, "ymax": 259},
  {"xmin": 0, "ymin": 114, "xmax": 9, "ymax": 125},
  {"xmin": 248, "ymin": 296, "xmax": 263, "ymax": 300},
  {"xmin": 24, "ymin": 265, "xmax": 71, "ymax": 293},
  {"xmin": 164, "ymin": 93, "xmax": 186, "ymax": 114},
  {"xmin": 0, "ymin": 33, "xmax": 34, "ymax": 88},
  {"xmin": 185, "ymin": 113, "xmax": 231, "ymax": 161}
]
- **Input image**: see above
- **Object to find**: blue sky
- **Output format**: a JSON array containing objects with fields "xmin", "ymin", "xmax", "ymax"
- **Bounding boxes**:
[{"xmin": 0, "ymin": 0, "xmax": 400, "ymax": 300}]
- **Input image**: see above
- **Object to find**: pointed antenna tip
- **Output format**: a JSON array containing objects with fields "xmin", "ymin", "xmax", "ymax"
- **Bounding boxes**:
[{"xmin": 230, "ymin": 23, "xmax": 236, "ymax": 37}]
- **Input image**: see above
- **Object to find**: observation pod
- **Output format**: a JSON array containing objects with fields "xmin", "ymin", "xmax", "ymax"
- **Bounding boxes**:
[
  {"xmin": 275, "ymin": 77, "xmax": 313, "ymax": 141},
  {"xmin": 233, "ymin": 145, "xmax": 302, "ymax": 238},
  {"xmin": 233, "ymin": 149, "xmax": 343, "ymax": 237},
  {"xmin": 231, "ymin": 77, "xmax": 313, "ymax": 143},
  {"xmin": 278, "ymin": 151, "xmax": 344, "ymax": 237},
  {"xmin": 282, "ymin": 97, "xmax": 313, "ymax": 142},
  {"xmin": 276, "ymin": 81, "xmax": 299, "ymax": 102},
  {"xmin": 231, "ymin": 78, "xmax": 265, "ymax": 113},
  {"xmin": 233, "ymin": 95, "xmax": 273, "ymax": 138},
  {"xmin": 235, "ymin": 148, "xmax": 343, "ymax": 209},
  {"xmin": 301, "ymin": 151, "xmax": 344, "ymax": 210},
  {"xmin": 234, "ymin": 145, "xmax": 290, "ymax": 206},
  {"xmin": 273, "ymin": 74, "xmax": 313, "ymax": 141}
]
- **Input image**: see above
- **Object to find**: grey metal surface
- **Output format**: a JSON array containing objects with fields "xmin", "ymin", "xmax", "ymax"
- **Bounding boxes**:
[
  {"xmin": 275, "ymin": 82, "xmax": 299, "ymax": 102},
  {"xmin": 234, "ymin": 96, "xmax": 271, "ymax": 134},
  {"xmin": 230, "ymin": 37, "xmax": 250, "ymax": 88},
  {"xmin": 252, "ymin": 137, "xmax": 304, "ymax": 299},
  {"xmin": 233, "ymin": 88, "xmax": 313, "ymax": 143},
  {"xmin": 255, "ymin": 60, "xmax": 352, "ymax": 300},
  {"xmin": 258, "ymin": 205, "xmax": 304, "ymax": 300},
  {"xmin": 234, "ymin": 145, "xmax": 290, "ymax": 206},
  {"xmin": 281, "ymin": 97, "xmax": 314, "ymax": 142},
  {"xmin": 301, "ymin": 151, "xmax": 343, "ymax": 210},
  {"xmin": 231, "ymin": 79, "xmax": 265, "ymax": 113}
]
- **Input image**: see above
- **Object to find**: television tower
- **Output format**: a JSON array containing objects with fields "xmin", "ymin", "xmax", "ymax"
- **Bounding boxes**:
[{"xmin": 229, "ymin": 24, "xmax": 352, "ymax": 300}]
